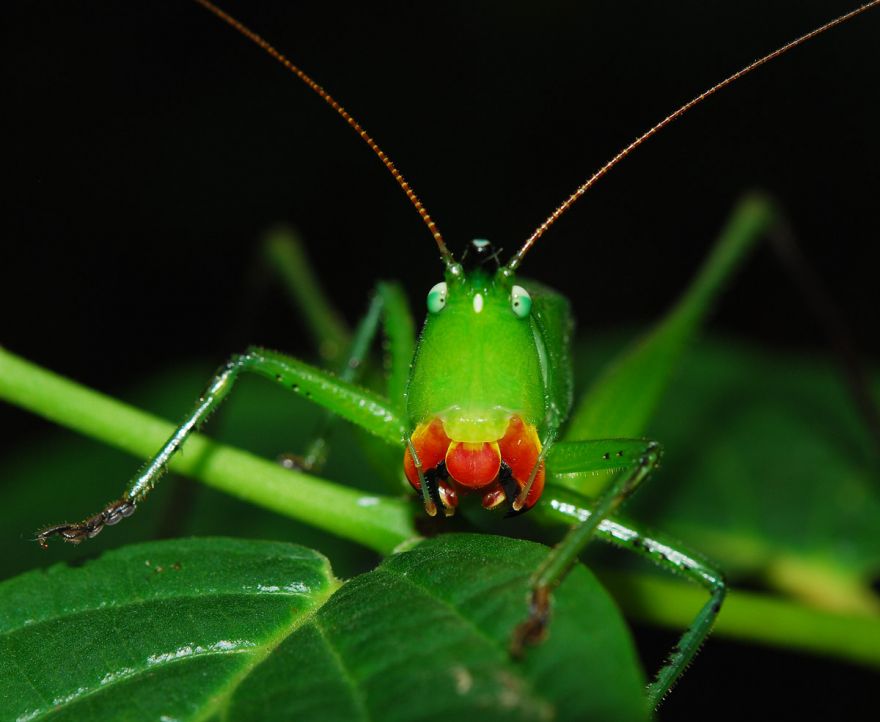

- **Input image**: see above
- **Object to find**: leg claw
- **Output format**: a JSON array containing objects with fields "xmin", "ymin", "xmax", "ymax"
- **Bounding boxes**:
[
  {"xmin": 510, "ymin": 586, "xmax": 551, "ymax": 658},
  {"xmin": 36, "ymin": 499, "xmax": 136, "ymax": 548}
]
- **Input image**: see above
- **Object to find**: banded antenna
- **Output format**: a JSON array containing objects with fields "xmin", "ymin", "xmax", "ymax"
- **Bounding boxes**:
[
  {"xmin": 192, "ymin": 0, "xmax": 456, "ymax": 268},
  {"xmin": 506, "ymin": 1, "xmax": 880, "ymax": 271}
]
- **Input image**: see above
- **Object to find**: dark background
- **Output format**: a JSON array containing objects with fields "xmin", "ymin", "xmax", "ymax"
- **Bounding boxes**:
[{"xmin": 3, "ymin": 1, "xmax": 879, "ymax": 719}]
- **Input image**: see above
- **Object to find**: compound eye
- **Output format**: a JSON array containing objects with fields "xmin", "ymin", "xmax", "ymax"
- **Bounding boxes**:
[
  {"xmin": 426, "ymin": 282, "xmax": 448, "ymax": 313},
  {"xmin": 510, "ymin": 285, "xmax": 532, "ymax": 318}
]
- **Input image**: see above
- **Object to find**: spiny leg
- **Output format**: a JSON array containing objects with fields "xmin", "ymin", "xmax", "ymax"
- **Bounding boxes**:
[
  {"xmin": 37, "ymin": 346, "xmax": 406, "ymax": 547},
  {"xmin": 511, "ymin": 438, "xmax": 661, "ymax": 650},
  {"xmin": 520, "ymin": 198, "xmax": 768, "ymax": 696},
  {"xmin": 539, "ymin": 486, "xmax": 726, "ymax": 710}
]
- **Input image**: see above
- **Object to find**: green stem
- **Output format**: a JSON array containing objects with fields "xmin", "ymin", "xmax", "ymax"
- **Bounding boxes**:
[
  {"xmin": 0, "ymin": 348, "xmax": 415, "ymax": 555},
  {"xmin": 602, "ymin": 571, "xmax": 880, "ymax": 668}
]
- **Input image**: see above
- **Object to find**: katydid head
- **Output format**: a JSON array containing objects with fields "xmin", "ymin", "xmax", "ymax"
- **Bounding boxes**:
[{"xmin": 402, "ymin": 242, "xmax": 545, "ymax": 516}]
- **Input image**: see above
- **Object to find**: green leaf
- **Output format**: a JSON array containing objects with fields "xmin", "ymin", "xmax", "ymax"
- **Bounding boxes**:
[
  {"xmin": 0, "ymin": 535, "xmax": 646, "ymax": 722},
  {"xmin": 637, "ymin": 338, "xmax": 880, "ymax": 599},
  {"xmin": 0, "ymin": 538, "xmax": 338, "ymax": 722},
  {"xmin": 569, "ymin": 332, "xmax": 880, "ymax": 613}
]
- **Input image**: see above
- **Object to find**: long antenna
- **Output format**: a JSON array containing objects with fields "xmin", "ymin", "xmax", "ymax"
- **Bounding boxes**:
[
  {"xmin": 192, "ymin": 0, "xmax": 455, "ymax": 267},
  {"xmin": 507, "ymin": 1, "xmax": 880, "ymax": 271}
]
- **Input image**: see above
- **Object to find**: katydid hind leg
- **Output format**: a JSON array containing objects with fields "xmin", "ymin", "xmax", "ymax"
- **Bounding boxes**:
[
  {"xmin": 261, "ymin": 226, "xmax": 350, "ymax": 364},
  {"xmin": 539, "ymin": 486, "xmax": 727, "ymax": 709},
  {"xmin": 36, "ymin": 346, "xmax": 406, "ymax": 547},
  {"xmin": 564, "ymin": 194, "xmax": 776, "ymax": 442}
]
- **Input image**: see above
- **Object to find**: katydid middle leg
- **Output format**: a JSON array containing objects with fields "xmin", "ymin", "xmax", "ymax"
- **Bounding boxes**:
[{"xmin": 509, "ymin": 197, "xmax": 778, "ymax": 699}]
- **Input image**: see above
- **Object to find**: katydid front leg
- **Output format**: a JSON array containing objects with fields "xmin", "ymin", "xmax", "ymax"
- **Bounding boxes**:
[
  {"xmin": 539, "ymin": 485, "xmax": 726, "ymax": 709},
  {"xmin": 36, "ymin": 346, "xmax": 406, "ymax": 547},
  {"xmin": 511, "ymin": 438, "xmax": 661, "ymax": 649}
]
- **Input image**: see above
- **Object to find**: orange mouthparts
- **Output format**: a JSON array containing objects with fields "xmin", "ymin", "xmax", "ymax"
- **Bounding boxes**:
[{"xmin": 403, "ymin": 415, "xmax": 544, "ymax": 514}]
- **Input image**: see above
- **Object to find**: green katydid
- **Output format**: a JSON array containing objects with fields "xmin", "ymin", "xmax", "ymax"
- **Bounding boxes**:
[{"xmin": 31, "ymin": 0, "xmax": 880, "ymax": 710}]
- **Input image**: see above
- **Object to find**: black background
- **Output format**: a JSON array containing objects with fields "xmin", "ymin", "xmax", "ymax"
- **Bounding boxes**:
[{"xmin": 3, "ymin": 1, "xmax": 879, "ymax": 719}]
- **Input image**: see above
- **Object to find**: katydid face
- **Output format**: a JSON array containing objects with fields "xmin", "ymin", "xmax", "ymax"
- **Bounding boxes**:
[{"xmin": 404, "ymin": 243, "xmax": 547, "ymax": 514}]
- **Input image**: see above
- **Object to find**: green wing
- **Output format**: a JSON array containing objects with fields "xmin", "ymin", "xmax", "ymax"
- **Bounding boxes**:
[{"xmin": 523, "ymin": 279, "xmax": 574, "ymax": 436}]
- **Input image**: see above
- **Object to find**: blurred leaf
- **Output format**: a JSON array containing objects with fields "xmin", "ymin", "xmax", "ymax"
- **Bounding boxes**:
[
  {"xmin": 0, "ymin": 535, "xmax": 646, "ymax": 722},
  {"xmin": 640, "ymin": 339, "xmax": 880, "ymax": 587},
  {"xmin": 571, "ymin": 334, "xmax": 880, "ymax": 609}
]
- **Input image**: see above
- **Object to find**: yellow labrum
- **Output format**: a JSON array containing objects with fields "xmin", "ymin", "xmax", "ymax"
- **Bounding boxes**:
[{"xmin": 442, "ymin": 407, "xmax": 513, "ymax": 442}]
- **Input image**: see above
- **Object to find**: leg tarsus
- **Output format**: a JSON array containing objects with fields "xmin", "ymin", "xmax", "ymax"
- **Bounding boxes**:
[
  {"xmin": 509, "ymin": 585, "xmax": 551, "ymax": 659},
  {"xmin": 646, "ymin": 575, "xmax": 726, "ymax": 709},
  {"xmin": 36, "ymin": 498, "xmax": 136, "ymax": 548}
]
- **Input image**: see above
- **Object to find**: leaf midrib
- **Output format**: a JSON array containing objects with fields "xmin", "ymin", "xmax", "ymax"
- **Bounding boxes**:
[
  {"xmin": 373, "ymin": 567, "xmax": 555, "ymax": 716},
  {"xmin": 0, "ymin": 589, "xmax": 323, "ymax": 638}
]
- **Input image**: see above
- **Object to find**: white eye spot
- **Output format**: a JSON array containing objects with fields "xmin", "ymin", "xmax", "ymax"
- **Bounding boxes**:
[
  {"xmin": 510, "ymin": 285, "xmax": 532, "ymax": 318},
  {"xmin": 426, "ymin": 282, "xmax": 448, "ymax": 313},
  {"xmin": 473, "ymin": 293, "xmax": 484, "ymax": 314}
]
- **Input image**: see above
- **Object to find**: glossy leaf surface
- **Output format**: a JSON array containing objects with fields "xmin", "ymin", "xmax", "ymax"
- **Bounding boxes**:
[
  {"xmin": 0, "ymin": 535, "xmax": 646, "ymax": 722},
  {"xmin": 0, "ymin": 537, "xmax": 337, "ymax": 721}
]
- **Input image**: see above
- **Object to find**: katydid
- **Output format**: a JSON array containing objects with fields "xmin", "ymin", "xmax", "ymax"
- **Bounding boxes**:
[{"xmin": 32, "ymin": 0, "xmax": 880, "ymax": 710}]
